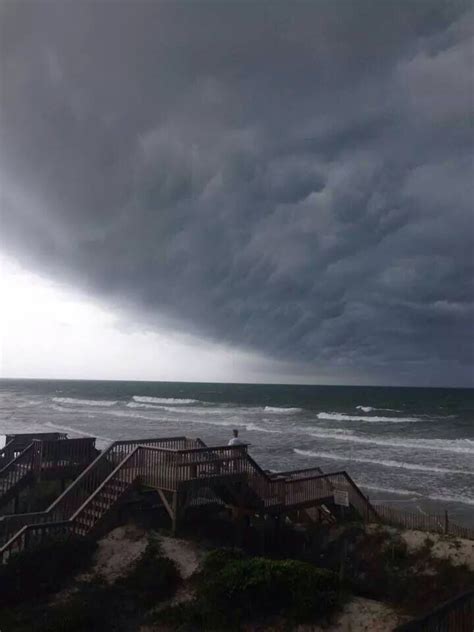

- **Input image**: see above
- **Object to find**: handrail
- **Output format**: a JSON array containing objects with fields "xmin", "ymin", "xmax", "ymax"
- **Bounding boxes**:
[
  {"xmin": 166, "ymin": 444, "xmax": 247, "ymax": 455},
  {"xmin": 0, "ymin": 520, "xmax": 74, "ymax": 563},
  {"xmin": 70, "ymin": 448, "xmax": 139, "ymax": 521},
  {"xmin": 1, "ymin": 519, "xmax": 72, "ymax": 554},
  {"xmin": 1, "ymin": 437, "xmax": 379, "ymax": 562},
  {"xmin": 278, "ymin": 466, "xmax": 323, "ymax": 478},
  {"xmin": 245, "ymin": 452, "xmax": 274, "ymax": 481},
  {"xmin": 0, "ymin": 436, "xmax": 193, "ymax": 542},
  {"xmin": 0, "ymin": 437, "xmax": 96, "ymax": 482},
  {"xmin": 0, "ymin": 439, "xmax": 16, "ymax": 463},
  {"xmin": 37, "ymin": 436, "xmax": 187, "ymax": 514},
  {"xmin": 0, "ymin": 442, "xmax": 35, "ymax": 477}
]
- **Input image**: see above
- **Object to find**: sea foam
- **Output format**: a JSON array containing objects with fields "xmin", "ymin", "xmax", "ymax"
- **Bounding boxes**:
[
  {"xmin": 132, "ymin": 396, "xmax": 199, "ymax": 405},
  {"xmin": 318, "ymin": 412, "xmax": 420, "ymax": 423},
  {"xmin": 356, "ymin": 405, "xmax": 400, "ymax": 413},
  {"xmin": 308, "ymin": 430, "xmax": 474, "ymax": 454},
  {"xmin": 293, "ymin": 449, "xmax": 472, "ymax": 475},
  {"xmin": 52, "ymin": 397, "xmax": 118, "ymax": 407},
  {"xmin": 264, "ymin": 406, "xmax": 302, "ymax": 413}
]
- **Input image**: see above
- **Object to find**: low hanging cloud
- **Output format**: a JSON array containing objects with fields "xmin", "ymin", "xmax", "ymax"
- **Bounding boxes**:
[{"xmin": 1, "ymin": 1, "xmax": 473, "ymax": 386}]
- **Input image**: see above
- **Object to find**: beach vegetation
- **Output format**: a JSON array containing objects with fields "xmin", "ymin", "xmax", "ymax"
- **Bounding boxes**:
[
  {"xmin": 155, "ymin": 548, "xmax": 343, "ymax": 630},
  {"xmin": 316, "ymin": 524, "xmax": 474, "ymax": 614}
]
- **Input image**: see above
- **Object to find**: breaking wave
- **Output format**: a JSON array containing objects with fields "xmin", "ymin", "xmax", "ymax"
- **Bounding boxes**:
[
  {"xmin": 318, "ymin": 412, "xmax": 420, "ymax": 423},
  {"xmin": 52, "ymin": 397, "xmax": 118, "ymax": 407},
  {"xmin": 308, "ymin": 430, "xmax": 474, "ymax": 454},
  {"xmin": 356, "ymin": 405, "xmax": 400, "ymax": 413},
  {"xmin": 132, "ymin": 396, "xmax": 200, "ymax": 405},
  {"xmin": 264, "ymin": 406, "xmax": 302, "ymax": 413},
  {"xmin": 293, "ymin": 449, "xmax": 472, "ymax": 475}
]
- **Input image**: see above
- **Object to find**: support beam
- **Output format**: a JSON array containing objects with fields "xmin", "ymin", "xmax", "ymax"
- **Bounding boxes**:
[
  {"xmin": 171, "ymin": 491, "xmax": 179, "ymax": 535},
  {"xmin": 157, "ymin": 489, "xmax": 174, "ymax": 520}
]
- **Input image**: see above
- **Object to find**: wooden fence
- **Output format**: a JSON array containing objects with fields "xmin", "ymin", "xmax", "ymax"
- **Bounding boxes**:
[
  {"xmin": 374, "ymin": 504, "xmax": 474, "ymax": 541},
  {"xmin": 395, "ymin": 589, "xmax": 474, "ymax": 631}
]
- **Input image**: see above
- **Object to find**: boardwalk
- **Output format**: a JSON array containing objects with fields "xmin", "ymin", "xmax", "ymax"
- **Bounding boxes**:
[{"xmin": 0, "ymin": 433, "xmax": 377, "ymax": 562}]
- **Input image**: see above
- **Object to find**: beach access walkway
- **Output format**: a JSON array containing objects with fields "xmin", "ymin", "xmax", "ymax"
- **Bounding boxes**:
[
  {"xmin": 0, "ymin": 434, "xmax": 377, "ymax": 563},
  {"xmin": 0, "ymin": 434, "xmax": 98, "ymax": 513}
]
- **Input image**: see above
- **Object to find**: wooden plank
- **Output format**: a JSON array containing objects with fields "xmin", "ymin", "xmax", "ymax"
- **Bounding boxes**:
[{"xmin": 157, "ymin": 489, "xmax": 174, "ymax": 519}]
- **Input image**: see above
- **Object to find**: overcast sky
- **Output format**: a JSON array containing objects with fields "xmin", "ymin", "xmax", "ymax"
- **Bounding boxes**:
[{"xmin": 0, "ymin": 0, "xmax": 473, "ymax": 386}]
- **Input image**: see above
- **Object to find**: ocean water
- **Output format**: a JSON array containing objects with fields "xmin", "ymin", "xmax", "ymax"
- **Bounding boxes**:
[{"xmin": 1, "ymin": 379, "xmax": 473, "ymax": 526}]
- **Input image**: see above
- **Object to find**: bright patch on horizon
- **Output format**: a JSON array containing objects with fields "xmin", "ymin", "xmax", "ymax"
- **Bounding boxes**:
[{"xmin": 0, "ymin": 254, "xmax": 274, "ymax": 382}]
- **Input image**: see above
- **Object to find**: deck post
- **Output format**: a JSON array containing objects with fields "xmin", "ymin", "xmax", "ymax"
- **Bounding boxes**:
[{"xmin": 171, "ymin": 491, "xmax": 179, "ymax": 535}]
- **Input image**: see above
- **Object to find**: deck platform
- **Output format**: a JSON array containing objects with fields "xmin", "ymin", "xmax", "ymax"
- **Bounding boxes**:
[{"xmin": 0, "ymin": 434, "xmax": 377, "ymax": 562}]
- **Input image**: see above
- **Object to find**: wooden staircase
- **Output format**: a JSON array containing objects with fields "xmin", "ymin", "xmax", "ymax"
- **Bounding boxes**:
[
  {"xmin": 0, "ymin": 436, "xmax": 378, "ymax": 563},
  {"xmin": 0, "ymin": 436, "xmax": 200, "ymax": 561},
  {"xmin": 0, "ymin": 438, "xmax": 97, "ymax": 513},
  {"xmin": 0, "ymin": 433, "xmax": 67, "ymax": 467},
  {"xmin": 0, "ymin": 443, "xmax": 38, "ymax": 509},
  {"xmin": 74, "ymin": 477, "xmax": 132, "ymax": 536}
]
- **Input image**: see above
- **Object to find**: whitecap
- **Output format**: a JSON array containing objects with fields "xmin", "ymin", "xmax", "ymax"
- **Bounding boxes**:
[
  {"xmin": 356, "ymin": 405, "xmax": 401, "ymax": 413},
  {"xmin": 52, "ymin": 397, "xmax": 118, "ymax": 407},
  {"xmin": 132, "ymin": 396, "xmax": 200, "ymax": 405},
  {"xmin": 318, "ymin": 412, "xmax": 420, "ymax": 423},
  {"xmin": 264, "ymin": 406, "xmax": 302, "ymax": 414}
]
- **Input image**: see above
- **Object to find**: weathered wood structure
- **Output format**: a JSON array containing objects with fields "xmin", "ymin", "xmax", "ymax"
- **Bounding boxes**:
[
  {"xmin": 0, "ymin": 433, "xmax": 377, "ymax": 563},
  {"xmin": 0, "ymin": 434, "xmax": 98, "ymax": 514}
]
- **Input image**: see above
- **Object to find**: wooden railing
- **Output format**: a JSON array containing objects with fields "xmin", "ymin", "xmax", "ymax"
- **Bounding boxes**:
[
  {"xmin": 39, "ymin": 437, "xmax": 97, "ymax": 468},
  {"xmin": 0, "ymin": 438, "xmax": 97, "ymax": 504},
  {"xmin": 278, "ymin": 466, "xmax": 323, "ymax": 480},
  {"xmin": 240, "ymin": 454, "xmax": 376, "ymax": 519},
  {"xmin": 0, "ymin": 437, "xmax": 198, "ymax": 548},
  {"xmin": 0, "ymin": 440, "xmax": 16, "ymax": 466},
  {"xmin": 374, "ymin": 504, "xmax": 474, "ymax": 541},
  {"xmin": 0, "ymin": 438, "xmax": 378, "ymax": 562},
  {"xmin": 395, "ymin": 589, "xmax": 474, "ymax": 631},
  {"xmin": 0, "ymin": 442, "xmax": 41, "ymax": 494},
  {"xmin": 1, "ymin": 521, "xmax": 73, "ymax": 563},
  {"xmin": 0, "ymin": 433, "xmax": 67, "ymax": 465}
]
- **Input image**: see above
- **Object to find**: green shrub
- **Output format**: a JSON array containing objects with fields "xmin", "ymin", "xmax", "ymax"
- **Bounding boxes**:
[
  {"xmin": 204, "ymin": 557, "xmax": 338, "ymax": 622},
  {"xmin": 168, "ymin": 551, "xmax": 342, "ymax": 629},
  {"xmin": 0, "ymin": 536, "xmax": 97, "ymax": 607},
  {"xmin": 199, "ymin": 547, "xmax": 246, "ymax": 574}
]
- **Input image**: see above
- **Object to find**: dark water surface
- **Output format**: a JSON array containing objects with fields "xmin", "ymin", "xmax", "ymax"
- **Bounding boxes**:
[{"xmin": 1, "ymin": 379, "xmax": 473, "ymax": 525}]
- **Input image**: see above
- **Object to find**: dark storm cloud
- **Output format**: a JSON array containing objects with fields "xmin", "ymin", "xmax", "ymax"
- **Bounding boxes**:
[{"xmin": 1, "ymin": 0, "xmax": 473, "ymax": 385}]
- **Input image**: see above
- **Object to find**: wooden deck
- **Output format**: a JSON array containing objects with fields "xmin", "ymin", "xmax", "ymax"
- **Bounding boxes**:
[
  {"xmin": 0, "ymin": 434, "xmax": 377, "ymax": 563},
  {"xmin": 0, "ymin": 436, "xmax": 97, "ymax": 512}
]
